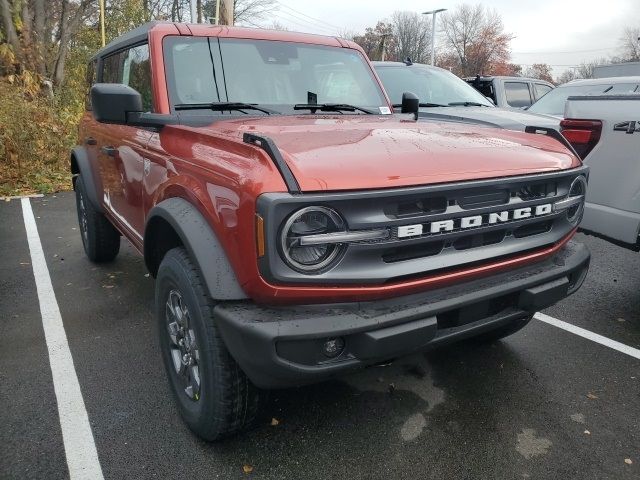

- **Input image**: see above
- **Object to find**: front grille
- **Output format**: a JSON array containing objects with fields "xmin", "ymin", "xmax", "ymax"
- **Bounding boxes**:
[{"xmin": 257, "ymin": 166, "xmax": 588, "ymax": 285}]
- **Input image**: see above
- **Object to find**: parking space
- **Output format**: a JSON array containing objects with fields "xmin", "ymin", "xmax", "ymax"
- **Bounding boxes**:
[{"xmin": 1, "ymin": 192, "xmax": 639, "ymax": 480}]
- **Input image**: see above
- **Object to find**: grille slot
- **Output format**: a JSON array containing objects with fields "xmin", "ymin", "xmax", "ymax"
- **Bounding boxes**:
[
  {"xmin": 518, "ymin": 181, "xmax": 557, "ymax": 200},
  {"xmin": 453, "ymin": 229, "xmax": 506, "ymax": 251},
  {"xmin": 514, "ymin": 220, "xmax": 552, "ymax": 238},
  {"xmin": 458, "ymin": 189, "xmax": 509, "ymax": 209},
  {"xmin": 385, "ymin": 196, "xmax": 447, "ymax": 218},
  {"xmin": 382, "ymin": 240, "xmax": 444, "ymax": 263}
]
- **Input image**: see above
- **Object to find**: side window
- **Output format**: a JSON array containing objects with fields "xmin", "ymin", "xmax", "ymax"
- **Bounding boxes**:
[
  {"xmin": 124, "ymin": 44, "xmax": 152, "ymax": 111},
  {"xmin": 101, "ymin": 44, "xmax": 153, "ymax": 111},
  {"xmin": 504, "ymin": 82, "xmax": 532, "ymax": 108},
  {"xmin": 534, "ymin": 83, "xmax": 552, "ymax": 100},
  {"xmin": 102, "ymin": 52, "xmax": 124, "ymax": 84},
  {"xmin": 85, "ymin": 59, "xmax": 97, "ymax": 110}
]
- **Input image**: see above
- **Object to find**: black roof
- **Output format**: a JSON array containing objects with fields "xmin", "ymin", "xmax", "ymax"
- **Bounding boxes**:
[{"xmin": 90, "ymin": 21, "xmax": 169, "ymax": 60}]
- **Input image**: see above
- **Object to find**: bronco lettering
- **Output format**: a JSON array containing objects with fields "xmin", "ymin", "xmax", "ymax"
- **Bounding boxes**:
[{"xmin": 397, "ymin": 203, "xmax": 554, "ymax": 238}]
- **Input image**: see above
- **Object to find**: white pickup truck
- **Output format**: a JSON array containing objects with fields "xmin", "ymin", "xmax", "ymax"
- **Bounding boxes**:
[{"xmin": 562, "ymin": 95, "xmax": 640, "ymax": 250}]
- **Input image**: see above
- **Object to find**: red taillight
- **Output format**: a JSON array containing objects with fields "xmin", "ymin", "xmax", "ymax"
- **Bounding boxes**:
[{"xmin": 560, "ymin": 119, "xmax": 602, "ymax": 160}]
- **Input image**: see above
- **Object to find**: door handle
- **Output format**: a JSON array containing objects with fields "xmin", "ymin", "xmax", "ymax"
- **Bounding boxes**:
[
  {"xmin": 101, "ymin": 146, "xmax": 117, "ymax": 157},
  {"xmin": 85, "ymin": 136, "xmax": 97, "ymax": 145}
]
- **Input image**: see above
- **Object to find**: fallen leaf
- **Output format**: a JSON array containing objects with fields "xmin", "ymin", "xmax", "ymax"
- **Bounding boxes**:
[
  {"xmin": 587, "ymin": 393, "xmax": 598, "ymax": 399},
  {"xmin": 242, "ymin": 464, "xmax": 254, "ymax": 474},
  {"xmin": 584, "ymin": 430, "xmax": 591, "ymax": 435},
  {"xmin": 617, "ymin": 318, "xmax": 626, "ymax": 322},
  {"xmin": 625, "ymin": 458, "xmax": 633, "ymax": 465},
  {"xmin": 270, "ymin": 418, "xmax": 280, "ymax": 426}
]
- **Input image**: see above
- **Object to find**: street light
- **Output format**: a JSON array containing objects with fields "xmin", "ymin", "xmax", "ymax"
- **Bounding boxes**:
[{"xmin": 422, "ymin": 8, "xmax": 447, "ymax": 66}]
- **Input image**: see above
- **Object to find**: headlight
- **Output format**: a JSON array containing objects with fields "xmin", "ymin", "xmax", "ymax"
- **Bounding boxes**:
[
  {"xmin": 279, "ymin": 206, "xmax": 347, "ymax": 273},
  {"xmin": 566, "ymin": 175, "xmax": 587, "ymax": 225},
  {"xmin": 553, "ymin": 175, "xmax": 587, "ymax": 225}
]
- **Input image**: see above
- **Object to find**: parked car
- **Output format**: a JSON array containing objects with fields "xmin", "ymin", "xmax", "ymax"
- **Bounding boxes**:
[
  {"xmin": 561, "ymin": 94, "xmax": 640, "ymax": 250},
  {"xmin": 73, "ymin": 21, "xmax": 590, "ymax": 441},
  {"xmin": 528, "ymin": 77, "xmax": 640, "ymax": 118},
  {"xmin": 374, "ymin": 61, "xmax": 558, "ymax": 130},
  {"xmin": 465, "ymin": 75, "xmax": 555, "ymax": 109}
]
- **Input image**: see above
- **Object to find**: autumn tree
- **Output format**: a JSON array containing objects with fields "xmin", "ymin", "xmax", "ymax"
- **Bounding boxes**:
[
  {"xmin": 439, "ymin": 4, "xmax": 514, "ymax": 77},
  {"xmin": 523, "ymin": 63, "xmax": 554, "ymax": 83},
  {"xmin": 353, "ymin": 22, "xmax": 396, "ymax": 61},
  {"xmin": 0, "ymin": 0, "xmax": 97, "ymax": 85}
]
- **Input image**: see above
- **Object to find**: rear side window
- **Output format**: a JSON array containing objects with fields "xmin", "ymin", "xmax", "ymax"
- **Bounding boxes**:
[
  {"xmin": 85, "ymin": 59, "xmax": 97, "ymax": 110},
  {"xmin": 504, "ymin": 82, "xmax": 532, "ymax": 108},
  {"xmin": 101, "ymin": 43, "xmax": 153, "ymax": 111},
  {"xmin": 534, "ymin": 83, "xmax": 552, "ymax": 99}
]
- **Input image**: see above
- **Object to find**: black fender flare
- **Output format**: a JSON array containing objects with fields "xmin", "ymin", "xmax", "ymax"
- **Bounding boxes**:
[
  {"xmin": 71, "ymin": 146, "xmax": 103, "ymax": 213},
  {"xmin": 144, "ymin": 197, "xmax": 247, "ymax": 300}
]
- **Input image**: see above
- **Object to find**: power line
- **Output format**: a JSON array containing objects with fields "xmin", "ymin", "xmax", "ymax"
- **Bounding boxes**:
[
  {"xmin": 271, "ymin": 12, "xmax": 338, "ymax": 35},
  {"xmin": 274, "ymin": 9, "xmax": 340, "ymax": 34},
  {"xmin": 275, "ymin": 1, "xmax": 344, "ymax": 31}
]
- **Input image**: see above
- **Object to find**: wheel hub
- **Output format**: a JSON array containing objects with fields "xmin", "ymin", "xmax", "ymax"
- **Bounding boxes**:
[{"xmin": 166, "ymin": 289, "xmax": 201, "ymax": 401}]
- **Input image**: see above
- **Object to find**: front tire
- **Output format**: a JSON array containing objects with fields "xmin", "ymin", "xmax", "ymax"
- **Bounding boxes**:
[
  {"xmin": 156, "ymin": 247, "xmax": 260, "ymax": 441},
  {"xmin": 74, "ymin": 175, "xmax": 120, "ymax": 262}
]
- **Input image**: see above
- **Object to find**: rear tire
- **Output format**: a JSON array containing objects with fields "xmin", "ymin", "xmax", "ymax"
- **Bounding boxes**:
[
  {"xmin": 74, "ymin": 175, "xmax": 120, "ymax": 262},
  {"xmin": 473, "ymin": 314, "xmax": 534, "ymax": 343},
  {"xmin": 156, "ymin": 247, "xmax": 261, "ymax": 441}
]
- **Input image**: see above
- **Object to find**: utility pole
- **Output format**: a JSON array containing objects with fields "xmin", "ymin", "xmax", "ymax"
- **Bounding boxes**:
[
  {"xmin": 190, "ymin": 0, "xmax": 197, "ymax": 23},
  {"xmin": 380, "ymin": 33, "xmax": 391, "ymax": 61},
  {"xmin": 422, "ymin": 8, "xmax": 447, "ymax": 66},
  {"xmin": 99, "ymin": 0, "xmax": 106, "ymax": 47}
]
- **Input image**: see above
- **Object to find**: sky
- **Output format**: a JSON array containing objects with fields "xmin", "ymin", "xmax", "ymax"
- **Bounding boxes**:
[{"xmin": 265, "ymin": 0, "xmax": 640, "ymax": 77}]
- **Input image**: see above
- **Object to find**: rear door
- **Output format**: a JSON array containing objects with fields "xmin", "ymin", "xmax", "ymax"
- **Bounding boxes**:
[
  {"xmin": 94, "ymin": 43, "xmax": 154, "ymax": 242},
  {"xmin": 503, "ymin": 81, "xmax": 534, "ymax": 109}
]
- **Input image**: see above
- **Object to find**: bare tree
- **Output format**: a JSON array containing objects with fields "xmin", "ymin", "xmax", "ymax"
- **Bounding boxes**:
[
  {"xmin": 390, "ymin": 11, "xmax": 431, "ymax": 64},
  {"xmin": 439, "ymin": 4, "xmax": 513, "ymax": 77},
  {"xmin": 619, "ymin": 26, "xmax": 640, "ymax": 61}
]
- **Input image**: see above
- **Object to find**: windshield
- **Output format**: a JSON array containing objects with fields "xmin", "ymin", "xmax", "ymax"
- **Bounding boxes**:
[
  {"xmin": 528, "ymin": 82, "xmax": 640, "ymax": 116},
  {"xmin": 375, "ymin": 65, "xmax": 493, "ymax": 107},
  {"xmin": 163, "ymin": 37, "xmax": 389, "ymax": 114}
]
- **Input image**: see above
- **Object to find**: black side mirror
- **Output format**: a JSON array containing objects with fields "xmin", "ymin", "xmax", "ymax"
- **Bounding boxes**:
[
  {"xmin": 400, "ymin": 91, "xmax": 419, "ymax": 119},
  {"xmin": 91, "ymin": 83, "xmax": 143, "ymax": 124}
]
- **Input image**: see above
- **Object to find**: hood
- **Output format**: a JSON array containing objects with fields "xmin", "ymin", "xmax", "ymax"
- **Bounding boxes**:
[
  {"xmin": 208, "ymin": 115, "xmax": 579, "ymax": 192},
  {"xmin": 418, "ymin": 106, "xmax": 560, "ymax": 131}
]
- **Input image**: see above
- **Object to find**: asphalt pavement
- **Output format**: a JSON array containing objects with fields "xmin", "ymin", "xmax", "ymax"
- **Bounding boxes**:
[{"xmin": 1, "ymin": 192, "xmax": 638, "ymax": 480}]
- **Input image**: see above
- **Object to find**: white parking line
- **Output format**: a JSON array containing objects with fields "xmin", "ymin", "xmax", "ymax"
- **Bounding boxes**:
[
  {"xmin": 21, "ymin": 198, "xmax": 104, "ymax": 480},
  {"xmin": 534, "ymin": 312, "xmax": 640, "ymax": 361}
]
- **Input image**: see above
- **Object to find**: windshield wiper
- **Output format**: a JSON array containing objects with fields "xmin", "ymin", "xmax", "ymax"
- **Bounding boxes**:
[
  {"xmin": 448, "ymin": 101, "xmax": 491, "ymax": 107},
  {"xmin": 293, "ymin": 103, "xmax": 374, "ymax": 114},
  {"xmin": 174, "ymin": 102, "xmax": 278, "ymax": 115},
  {"xmin": 392, "ymin": 102, "xmax": 448, "ymax": 108}
]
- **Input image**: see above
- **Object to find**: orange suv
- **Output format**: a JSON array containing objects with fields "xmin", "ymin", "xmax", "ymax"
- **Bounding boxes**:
[{"xmin": 72, "ymin": 21, "xmax": 590, "ymax": 440}]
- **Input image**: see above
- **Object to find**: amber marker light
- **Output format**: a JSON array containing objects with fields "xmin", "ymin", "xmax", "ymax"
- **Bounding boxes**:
[{"xmin": 256, "ymin": 214, "xmax": 266, "ymax": 257}]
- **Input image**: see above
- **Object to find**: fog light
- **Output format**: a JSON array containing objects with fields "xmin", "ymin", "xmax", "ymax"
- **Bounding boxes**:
[{"xmin": 322, "ymin": 337, "xmax": 345, "ymax": 358}]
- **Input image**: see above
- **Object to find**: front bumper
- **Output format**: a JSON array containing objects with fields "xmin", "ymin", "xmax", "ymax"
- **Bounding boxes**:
[{"xmin": 215, "ymin": 241, "xmax": 590, "ymax": 388}]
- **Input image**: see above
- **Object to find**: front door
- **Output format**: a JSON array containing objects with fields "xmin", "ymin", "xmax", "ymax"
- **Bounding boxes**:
[{"xmin": 96, "ymin": 43, "xmax": 154, "ymax": 241}]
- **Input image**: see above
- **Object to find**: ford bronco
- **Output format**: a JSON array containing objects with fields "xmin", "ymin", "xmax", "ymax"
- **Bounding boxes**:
[{"xmin": 72, "ymin": 22, "xmax": 590, "ymax": 440}]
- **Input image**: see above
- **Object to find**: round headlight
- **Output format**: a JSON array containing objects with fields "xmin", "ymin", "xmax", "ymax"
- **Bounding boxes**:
[
  {"xmin": 566, "ymin": 175, "xmax": 587, "ymax": 225},
  {"xmin": 280, "ymin": 206, "xmax": 346, "ymax": 273}
]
